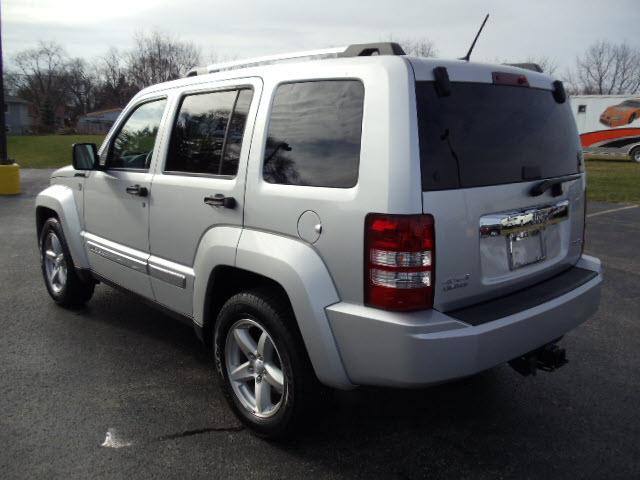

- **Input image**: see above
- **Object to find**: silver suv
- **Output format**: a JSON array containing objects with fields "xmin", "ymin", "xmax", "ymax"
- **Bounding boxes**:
[{"xmin": 35, "ymin": 43, "xmax": 602, "ymax": 438}]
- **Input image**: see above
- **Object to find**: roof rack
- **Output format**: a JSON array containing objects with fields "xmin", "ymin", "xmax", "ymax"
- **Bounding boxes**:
[{"xmin": 186, "ymin": 42, "xmax": 406, "ymax": 77}]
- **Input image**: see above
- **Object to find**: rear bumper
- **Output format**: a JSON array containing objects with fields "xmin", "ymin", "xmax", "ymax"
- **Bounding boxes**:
[{"xmin": 326, "ymin": 255, "xmax": 602, "ymax": 387}]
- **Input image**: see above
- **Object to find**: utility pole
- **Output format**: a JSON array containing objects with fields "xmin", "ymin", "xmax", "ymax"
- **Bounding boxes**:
[
  {"xmin": 0, "ymin": 0, "xmax": 20, "ymax": 195},
  {"xmin": 0, "ymin": 0, "xmax": 9, "ymax": 165}
]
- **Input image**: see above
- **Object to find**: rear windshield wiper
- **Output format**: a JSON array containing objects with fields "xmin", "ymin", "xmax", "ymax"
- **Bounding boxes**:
[{"xmin": 529, "ymin": 173, "xmax": 582, "ymax": 197}]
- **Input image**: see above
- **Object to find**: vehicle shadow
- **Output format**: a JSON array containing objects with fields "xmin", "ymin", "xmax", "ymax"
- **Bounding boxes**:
[
  {"xmin": 69, "ymin": 284, "xmax": 572, "ymax": 479},
  {"xmin": 276, "ymin": 371, "xmax": 532, "ymax": 479},
  {"xmin": 74, "ymin": 284, "xmax": 209, "ymax": 361}
]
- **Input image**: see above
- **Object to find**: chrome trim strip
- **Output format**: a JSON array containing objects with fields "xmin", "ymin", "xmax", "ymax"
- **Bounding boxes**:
[
  {"xmin": 148, "ymin": 263, "xmax": 187, "ymax": 289},
  {"xmin": 86, "ymin": 240, "xmax": 148, "ymax": 273},
  {"xmin": 82, "ymin": 232, "xmax": 195, "ymax": 288},
  {"xmin": 479, "ymin": 200, "xmax": 569, "ymax": 238}
]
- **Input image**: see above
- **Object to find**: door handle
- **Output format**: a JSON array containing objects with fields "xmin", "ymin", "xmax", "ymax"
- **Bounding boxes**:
[
  {"xmin": 204, "ymin": 194, "xmax": 236, "ymax": 209},
  {"xmin": 126, "ymin": 184, "xmax": 148, "ymax": 197}
]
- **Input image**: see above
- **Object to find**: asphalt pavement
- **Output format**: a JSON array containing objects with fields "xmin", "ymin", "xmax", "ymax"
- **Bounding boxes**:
[{"xmin": 1, "ymin": 169, "xmax": 638, "ymax": 479}]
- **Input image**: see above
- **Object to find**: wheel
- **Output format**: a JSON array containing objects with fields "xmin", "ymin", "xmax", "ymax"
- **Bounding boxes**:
[
  {"xmin": 630, "ymin": 146, "xmax": 640, "ymax": 163},
  {"xmin": 40, "ymin": 217, "xmax": 95, "ymax": 307},
  {"xmin": 214, "ymin": 289, "xmax": 319, "ymax": 439}
]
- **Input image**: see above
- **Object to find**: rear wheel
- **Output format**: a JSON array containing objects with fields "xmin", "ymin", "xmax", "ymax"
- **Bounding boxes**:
[
  {"xmin": 630, "ymin": 146, "xmax": 640, "ymax": 163},
  {"xmin": 40, "ymin": 217, "xmax": 94, "ymax": 307},
  {"xmin": 214, "ymin": 289, "xmax": 319, "ymax": 439}
]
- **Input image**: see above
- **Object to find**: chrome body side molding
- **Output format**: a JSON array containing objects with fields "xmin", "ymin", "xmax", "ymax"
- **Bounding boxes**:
[
  {"xmin": 81, "ymin": 232, "xmax": 194, "ymax": 289},
  {"xmin": 148, "ymin": 258, "xmax": 190, "ymax": 289},
  {"xmin": 86, "ymin": 240, "xmax": 148, "ymax": 273}
]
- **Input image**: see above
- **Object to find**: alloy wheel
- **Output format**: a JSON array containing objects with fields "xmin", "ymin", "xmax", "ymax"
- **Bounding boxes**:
[
  {"xmin": 225, "ymin": 319, "xmax": 286, "ymax": 418},
  {"xmin": 44, "ymin": 232, "xmax": 67, "ymax": 294}
]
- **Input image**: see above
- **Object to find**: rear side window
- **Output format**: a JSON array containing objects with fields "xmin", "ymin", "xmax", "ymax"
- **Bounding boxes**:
[
  {"xmin": 263, "ymin": 80, "xmax": 364, "ymax": 188},
  {"xmin": 109, "ymin": 98, "xmax": 167, "ymax": 170},
  {"xmin": 166, "ymin": 88, "xmax": 254, "ymax": 176},
  {"xmin": 416, "ymin": 82, "xmax": 580, "ymax": 190}
]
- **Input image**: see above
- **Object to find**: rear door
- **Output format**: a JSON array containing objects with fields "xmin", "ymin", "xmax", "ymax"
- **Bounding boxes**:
[
  {"xmin": 412, "ymin": 63, "xmax": 585, "ymax": 311},
  {"xmin": 148, "ymin": 79, "xmax": 260, "ymax": 316}
]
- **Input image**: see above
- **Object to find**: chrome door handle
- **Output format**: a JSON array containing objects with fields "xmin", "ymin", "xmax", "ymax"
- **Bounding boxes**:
[
  {"xmin": 204, "ymin": 194, "xmax": 236, "ymax": 209},
  {"xmin": 126, "ymin": 184, "xmax": 148, "ymax": 197}
]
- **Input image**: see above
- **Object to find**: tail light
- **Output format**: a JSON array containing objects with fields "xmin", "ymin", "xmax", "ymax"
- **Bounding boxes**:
[{"xmin": 364, "ymin": 214, "xmax": 435, "ymax": 311}]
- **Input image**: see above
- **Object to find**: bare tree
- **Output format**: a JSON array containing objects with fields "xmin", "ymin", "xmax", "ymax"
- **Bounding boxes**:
[
  {"xmin": 568, "ymin": 41, "xmax": 640, "ymax": 95},
  {"xmin": 398, "ymin": 38, "xmax": 438, "ymax": 57},
  {"xmin": 126, "ymin": 31, "xmax": 201, "ymax": 88},
  {"xmin": 10, "ymin": 41, "xmax": 68, "ymax": 131},
  {"xmin": 64, "ymin": 58, "xmax": 97, "ymax": 117},
  {"xmin": 94, "ymin": 48, "xmax": 138, "ymax": 109}
]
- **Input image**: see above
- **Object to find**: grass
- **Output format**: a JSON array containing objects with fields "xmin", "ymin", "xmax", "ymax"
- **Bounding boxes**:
[
  {"xmin": 6, "ymin": 135, "xmax": 640, "ymax": 205},
  {"xmin": 585, "ymin": 159, "xmax": 640, "ymax": 204},
  {"xmin": 7, "ymin": 135, "xmax": 105, "ymax": 169}
]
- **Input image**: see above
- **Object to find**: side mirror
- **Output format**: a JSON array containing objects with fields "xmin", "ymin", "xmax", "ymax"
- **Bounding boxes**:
[{"xmin": 72, "ymin": 143, "xmax": 98, "ymax": 170}]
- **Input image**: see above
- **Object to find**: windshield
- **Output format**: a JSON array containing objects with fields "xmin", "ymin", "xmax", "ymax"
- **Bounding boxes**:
[
  {"xmin": 416, "ymin": 81, "xmax": 581, "ymax": 191},
  {"xmin": 621, "ymin": 100, "xmax": 640, "ymax": 108}
]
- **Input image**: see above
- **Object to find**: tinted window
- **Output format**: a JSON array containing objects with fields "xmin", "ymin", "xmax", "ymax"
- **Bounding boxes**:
[
  {"xmin": 221, "ymin": 89, "xmax": 254, "ymax": 176},
  {"xmin": 166, "ymin": 90, "xmax": 237, "ymax": 175},
  {"xmin": 263, "ymin": 80, "xmax": 364, "ymax": 188},
  {"xmin": 416, "ymin": 82, "xmax": 581, "ymax": 190},
  {"xmin": 109, "ymin": 99, "xmax": 166, "ymax": 169}
]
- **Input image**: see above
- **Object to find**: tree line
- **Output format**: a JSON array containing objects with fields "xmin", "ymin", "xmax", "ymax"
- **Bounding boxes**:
[
  {"xmin": 4, "ymin": 31, "xmax": 200, "ymax": 133},
  {"xmin": 4, "ymin": 33, "xmax": 640, "ymax": 133}
]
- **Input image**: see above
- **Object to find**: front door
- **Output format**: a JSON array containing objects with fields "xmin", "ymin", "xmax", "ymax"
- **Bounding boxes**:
[{"xmin": 83, "ymin": 97, "xmax": 168, "ymax": 298}]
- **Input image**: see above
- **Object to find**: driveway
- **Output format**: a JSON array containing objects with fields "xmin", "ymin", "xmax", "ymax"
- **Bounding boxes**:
[{"xmin": 1, "ymin": 169, "xmax": 638, "ymax": 479}]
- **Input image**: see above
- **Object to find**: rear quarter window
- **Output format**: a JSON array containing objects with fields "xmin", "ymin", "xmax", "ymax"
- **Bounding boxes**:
[{"xmin": 263, "ymin": 80, "xmax": 364, "ymax": 188}]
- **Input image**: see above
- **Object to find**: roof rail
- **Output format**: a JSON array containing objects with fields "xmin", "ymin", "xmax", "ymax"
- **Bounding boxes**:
[{"xmin": 186, "ymin": 42, "xmax": 406, "ymax": 77}]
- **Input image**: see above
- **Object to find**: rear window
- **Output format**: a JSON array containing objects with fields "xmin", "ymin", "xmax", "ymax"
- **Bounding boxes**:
[{"xmin": 416, "ymin": 81, "xmax": 581, "ymax": 190}]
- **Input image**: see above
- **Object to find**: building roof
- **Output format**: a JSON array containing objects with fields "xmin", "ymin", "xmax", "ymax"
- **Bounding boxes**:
[{"xmin": 82, "ymin": 108, "xmax": 122, "ymax": 118}]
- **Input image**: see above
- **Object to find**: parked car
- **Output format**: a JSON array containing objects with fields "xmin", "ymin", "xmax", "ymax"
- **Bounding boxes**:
[
  {"xmin": 35, "ymin": 43, "xmax": 602, "ymax": 439},
  {"xmin": 599, "ymin": 98, "xmax": 640, "ymax": 127}
]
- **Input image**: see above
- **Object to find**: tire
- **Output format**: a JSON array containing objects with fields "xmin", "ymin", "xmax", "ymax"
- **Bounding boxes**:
[
  {"xmin": 630, "ymin": 146, "xmax": 640, "ymax": 163},
  {"xmin": 40, "ymin": 217, "xmax": 95, "ymax": 307},
  {"xmin": 214, "ymin": 288, "xmax": 319, "ymax": 439}
]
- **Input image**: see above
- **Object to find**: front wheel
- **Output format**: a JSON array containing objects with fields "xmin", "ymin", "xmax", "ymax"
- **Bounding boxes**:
[
  {"xmin": 214, "ymin": 289, "xmax": 319, "ymax": 439},
  {"xmin": 40, "ymin": 217, "xmax": 95, "ymax": 307},
  {"xmin": 630, "ymin": 146, "xmax": 640, "ymax": 163}
]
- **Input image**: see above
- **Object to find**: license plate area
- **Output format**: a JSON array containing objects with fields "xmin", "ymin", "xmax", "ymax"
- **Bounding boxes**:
[
  {"xmin": 479, "ymin": 200, "xmax": 569, "ymax": 273},
  {"xmin": 507, "ymin": 229, "xmax": 546, "ymax": 270}
]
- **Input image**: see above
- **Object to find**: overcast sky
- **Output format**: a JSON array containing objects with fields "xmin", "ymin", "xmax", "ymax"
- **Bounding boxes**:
[{"xmin": 3, "ymin": 0, "xmax": 639, "ymax": 73}]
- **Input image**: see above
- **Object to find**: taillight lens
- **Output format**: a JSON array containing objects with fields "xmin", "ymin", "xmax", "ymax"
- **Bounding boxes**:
[{"xmin": 364, "ymin": 214, "xmax": 435, "ymax": 311}]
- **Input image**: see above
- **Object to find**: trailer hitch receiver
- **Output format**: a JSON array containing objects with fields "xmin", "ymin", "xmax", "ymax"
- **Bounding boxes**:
[{"xmin": 509, "ymin": 343, "xmax": 568, "ymax": 376}]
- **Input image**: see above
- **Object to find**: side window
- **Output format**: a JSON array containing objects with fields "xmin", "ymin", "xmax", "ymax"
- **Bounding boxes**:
[
  {"xmin": 263, "ymin": 80, "xmax": 364, "ymax": 188},
  {"xmin": 108, "ymin": 98, "xmax": 167, "ymax": 170},
  {"xmin": 166, "ymin": 88, "xmax": 253, "ymax": 176}
]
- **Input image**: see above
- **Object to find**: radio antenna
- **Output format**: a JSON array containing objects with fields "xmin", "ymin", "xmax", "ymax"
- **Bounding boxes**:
[{"xmin": 460, "ymin": 14, "xmax": 489, "ymax": 62}]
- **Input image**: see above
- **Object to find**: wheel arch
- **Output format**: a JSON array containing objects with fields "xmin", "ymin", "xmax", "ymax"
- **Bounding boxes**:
[
  {"xmin": 193, "ymin": 228, "xmax": 353, "ymax": 390},
  {"xmin": 35, "ymin": 185, "xmax": 89, "ymax": 269}
]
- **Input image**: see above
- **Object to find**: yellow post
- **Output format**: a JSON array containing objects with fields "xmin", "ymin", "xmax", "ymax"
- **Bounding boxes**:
[{"xmin": 0, "ymin": 163, "xmax": 20, "ymax": 195}]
